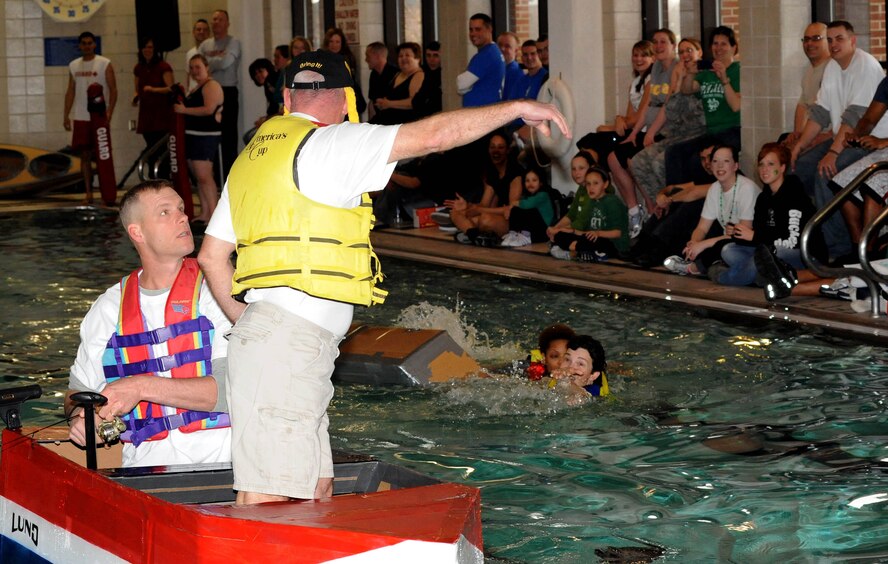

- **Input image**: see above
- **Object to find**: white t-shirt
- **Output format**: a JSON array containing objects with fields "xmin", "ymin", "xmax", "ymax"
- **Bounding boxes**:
[
  {"xmin": 816, "ymin": 49, "xmax": 888, "ymax": 137},
  {"xmin": 700, "ymin": 175, "xmax": 761, "ymax": 230},
  {"xmin": 69, "ymin": 55, "xmax": 111, "ymax": 121},
  {"xmin": 69, "ymin": 273, "xmax": 232, "ymax": 467},
  {"xmin": 206, "ymin": 113, "xmax": 400, "ymax": 336}
]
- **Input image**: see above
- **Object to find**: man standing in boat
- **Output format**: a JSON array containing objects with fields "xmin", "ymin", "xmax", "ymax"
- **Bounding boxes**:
[
  {"xmin": 66, "ymin": 180, "xmax": 232, "ymax": 467},
  {"xmin": 198, "ymin": 50, "xmax": 569, "ymax": 505}
]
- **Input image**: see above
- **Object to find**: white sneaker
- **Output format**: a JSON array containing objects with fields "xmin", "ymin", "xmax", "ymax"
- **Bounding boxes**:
[
  {"xmin": 628, "ymin": 205, "xmax": 646, "ymax": 239},
  {"xmin": 663, "ymin": 255, "xmax": 693, "ymax": 275},
  {"xmin": 550, "ymin": 245, "xmax": 572, "ymax": 260},
  {"xmin": 502, "ymin": 231, "xmax": 532, "ymax": 247}
]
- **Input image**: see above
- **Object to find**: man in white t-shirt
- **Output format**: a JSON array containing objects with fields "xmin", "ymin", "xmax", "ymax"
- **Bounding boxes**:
[
  {"xmin": 198, "ymin": 50, "xmax": 569, "ymax": 505},
  {"xmin": 185, "ymin": 18, "xmax": 210, "ymax": 92},
  {"xmin": 66, "ymin": 180, "xmax": 231, "ymax": 468},
  {"xmin": 63, "ymin": 31, "xmax": 117, "ymax": 205}
]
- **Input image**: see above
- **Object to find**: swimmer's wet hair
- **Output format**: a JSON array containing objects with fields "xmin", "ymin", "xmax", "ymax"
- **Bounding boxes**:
[
  {"xmin": 567, "ymin": 335, "xmax": 607, "ymax": 373},
  {"xmin": 538, "ymin": 323, "xmax": 576, "ymax": 353}
]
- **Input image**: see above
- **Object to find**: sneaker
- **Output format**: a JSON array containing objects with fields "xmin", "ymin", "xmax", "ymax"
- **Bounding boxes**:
[
  {"xmin": 628, "ymin": 205, "xmax": 646, "ymax": 239},
  {"xmin": 431, "ymin": 210, "xmax": 453, "ymax": 227},
  {"xmin": 549, "ymin": 245, "xmax": 572, "ymax": 260},
  {"xmin": 502, "ymin": 231, "xmax": 532, "ymax": 247},
  {"xmin": 578, "ymin": 250, "xmax": 608, "ymax": 263},
  {"xmin": 473, "ymin": 231, "xmax": 501, "ymax": 247},
  {"xmin": 454, "ymin": 231, "xmax": 473, "ymax": 245},
  {"xmin": 819, "ymin": 280, "xmax": 855, "ymax": 301},
  {"xmin": 754, "ymin": 245, "xmax": 798, "ymax": 301},
  {"xmin": 663, "ymin": 255, "xmax": 693, "ymax": 275}
]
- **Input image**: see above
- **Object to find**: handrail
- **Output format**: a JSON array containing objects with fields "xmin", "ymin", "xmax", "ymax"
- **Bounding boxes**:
[
  {"xmin": 800, "ymin": 160, "xmax": 888, "ymax": 317},
  {"xmin": 136, "ymin": 136, "xmax": 170, "ymax": 181}
]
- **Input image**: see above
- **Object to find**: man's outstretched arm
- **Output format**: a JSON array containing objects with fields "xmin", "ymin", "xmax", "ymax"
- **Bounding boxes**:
[{"xmin": 390, "ymin": 99, "xmax": 570, "ymax": 163}]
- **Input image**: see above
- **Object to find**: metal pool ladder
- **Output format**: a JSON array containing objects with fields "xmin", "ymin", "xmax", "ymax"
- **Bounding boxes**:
[{"xmin": 800, "ymin": 160, "xmax": 888, "ymax": 318}]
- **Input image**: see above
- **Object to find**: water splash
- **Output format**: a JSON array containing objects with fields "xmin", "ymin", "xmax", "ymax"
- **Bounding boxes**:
[{"xmin": 396, "ymin": 301, "xmax": 524, "ymax": 363}]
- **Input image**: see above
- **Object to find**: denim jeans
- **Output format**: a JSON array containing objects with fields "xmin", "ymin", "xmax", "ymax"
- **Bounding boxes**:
[{"xmin": 718, "ymin": 243, "xmax": 806, "ymax": 286}]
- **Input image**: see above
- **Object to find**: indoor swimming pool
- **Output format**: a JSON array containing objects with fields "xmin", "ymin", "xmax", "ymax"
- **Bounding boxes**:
[{"xmin": 3, "ymin": 208, "xmax": 888, "ymax": 562}]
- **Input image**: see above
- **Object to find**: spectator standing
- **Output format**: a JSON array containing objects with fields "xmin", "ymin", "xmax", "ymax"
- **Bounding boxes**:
[
  {"xmin": 536, "ymin": 34, "xmax": 549, "ymax": 69},
  {"xmin": 322, "ymin": 27, "xmax": 367, "ymax": 116},
  {"xmin": 413, "ymin": 41, "xmax": 442, "ymax": 117},
  {"xmin": 499, "ymin": 32, "xmax": 524, "ymax": 102},
  {"xmin": 371, "ymin": 43, "xmax": 425, "ymax": 125},
  {"xmin": 200, "ymin": 9, "xmax": 241, "ymax": 180},
  {"xmin": 458, "ymin": 13, "xmax": 505, "ymax": 107},
  {"xmin": 290, "ymin": 36, "xmax": 313, "ymax": 58},
  {"xmin": 132, "ymin": 37, "xmax": 174, "ymax": 149},
  {"xmin": 63, "ymin": 31, "xmax": 117, "ymax": 205},
  {"xmin": 365, "ymin": 42, "xmax": 398, "ymax": 121},
  {"xmin": 186, "ymin": 19, "xmax": 210, "ymax": 92}
]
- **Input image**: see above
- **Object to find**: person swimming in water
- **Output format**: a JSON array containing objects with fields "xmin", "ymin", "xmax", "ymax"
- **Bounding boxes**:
[
  {"xmin": 551, "ymin": 334, "xmax": 610, "ymax": 404},
  {"xmin": 527, "ymin": 323, "xmax": 576, "ymax": 379}
]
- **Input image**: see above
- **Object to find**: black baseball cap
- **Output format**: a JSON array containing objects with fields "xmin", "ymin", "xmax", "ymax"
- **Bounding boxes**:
[{"xmin": 286, "ymin": 50, "xmax": 355, "ymax": 90}]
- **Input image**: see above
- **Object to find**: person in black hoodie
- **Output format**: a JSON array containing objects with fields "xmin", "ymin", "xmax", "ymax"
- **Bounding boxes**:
[{"xmin": 712, "ymin": 142, "xmax": 826, "ymax": 286}]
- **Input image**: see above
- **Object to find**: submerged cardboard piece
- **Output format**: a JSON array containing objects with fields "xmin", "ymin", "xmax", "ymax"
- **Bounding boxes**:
[{"xmin": 335, "ymin": 325, "xmax": 481, "ymax": 386}]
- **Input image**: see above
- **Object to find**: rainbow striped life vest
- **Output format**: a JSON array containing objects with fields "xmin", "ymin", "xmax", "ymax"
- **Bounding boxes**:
[{"xmin": 102, "ymin": 258, "xmax": 228, "ymax": 446}]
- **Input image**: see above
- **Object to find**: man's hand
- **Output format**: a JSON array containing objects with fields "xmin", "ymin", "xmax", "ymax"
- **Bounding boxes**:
[
  {"xmin": 63, "ymin": 116, "xmax": 71, "ymax": 131},
  {"xmin": 96, "ymin": 377, "xmax": 145, "ymax": 421},
  {"xmin": 818, "ymin": 151, "xmax": 839, "ymax": 179},
  {"xmin": 68, "ymin": 407, "xmax": 104, "ymax": 447},
  {"xmin": 519, "ymin": 101, "xmax": 572, "ymax": 140}
]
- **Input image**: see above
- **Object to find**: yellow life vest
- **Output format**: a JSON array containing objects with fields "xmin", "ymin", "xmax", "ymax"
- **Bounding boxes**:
[{"xmin": 227, "ymin": 116, "xmax": 387, "ymax": 306}]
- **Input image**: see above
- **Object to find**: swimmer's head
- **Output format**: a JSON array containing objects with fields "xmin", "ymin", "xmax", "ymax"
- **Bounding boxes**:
[
  {"xmin": 538, "ymin": 324, "xmax": 575, "ymax": 374},
  {"xmin": 561, "ymin": 335, "xmax": 606, "ymax": 386}
]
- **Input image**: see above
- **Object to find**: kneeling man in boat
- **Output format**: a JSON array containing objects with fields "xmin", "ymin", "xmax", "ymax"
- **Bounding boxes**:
[
  {"xmin": 65, "ymin": 180, "xmax": 232, "ymax": 467},
  {"xmin": 198, "ymin": 50, "xmax": 570, "ymax": 505}
]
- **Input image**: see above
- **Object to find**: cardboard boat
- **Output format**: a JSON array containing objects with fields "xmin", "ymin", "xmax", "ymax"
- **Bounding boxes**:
[
  {"xmin": 0, "ymin": 426, "xmax": 483, "ymax": 563},
  {"xmin": 335, "ymin": 325, "xmax": 481, "ymax": 385},
  {"xmin": 0, "ymin": 145, "xmax": 83, "ymax": 197}
]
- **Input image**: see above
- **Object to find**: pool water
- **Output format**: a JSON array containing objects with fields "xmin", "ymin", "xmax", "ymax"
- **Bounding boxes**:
[{"xmin": 3, "ymin": 209, "xmax": 888, "ymax": 562}]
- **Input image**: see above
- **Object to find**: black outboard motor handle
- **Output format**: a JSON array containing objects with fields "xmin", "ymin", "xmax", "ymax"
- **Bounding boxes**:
[
  {"xmin": 0, "ymin": 384, "xmax": 42, "ymax": 431},
  {"xmin": 70, "ymin": 391, "xmax": 108, "ymax": 470}
]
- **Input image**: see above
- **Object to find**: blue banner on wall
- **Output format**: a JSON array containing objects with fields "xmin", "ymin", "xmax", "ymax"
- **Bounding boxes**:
[{"xmin": 44, "ymin": 36, "xmax": 102, "ymax": 67}]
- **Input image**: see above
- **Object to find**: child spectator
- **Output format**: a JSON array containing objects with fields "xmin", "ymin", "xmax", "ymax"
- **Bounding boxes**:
[
  {"xmin": 549, "ymin": 167, "xmax": 629, "ymax": 262},
  {"xmin": 501, "ymin": 167, "xmax": 556, "ymax": 246},
  {"xmin": 546, "ymin": 152, "xmax": 596, "ymax": 238}
]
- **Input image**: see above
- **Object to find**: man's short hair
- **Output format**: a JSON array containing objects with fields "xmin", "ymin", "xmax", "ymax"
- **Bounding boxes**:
[
  {"xmin": 827, "ymin": 20, "xmax": 855, "ymax": 34},
  {"xmin": 425, "ymin": 41, "xmax": 441, "ymax": 51},
  {"xmin": 470, "ymin": 13, "xmax": 492, "ymax": 27},
  {"xmin": 194, "ymin": 18, "xmax": 208, "ymax": 28},
  {"xmin": 213, "ymin": 9, "xmax": 229, "ymax": 19},
  {"xmin": 78, "ymin": 31, "xmax": 96, "ymax": 42},
  {"xmin": 498, "ymin": 31, "xmax": 520, "ymax": 44},
  {"xmin": 536, "ymin": 33, "xmax": 548, "ymax": 43},
  {"xmin": 275, "ymin": 44, "xmax": 290, "ymax": 59},
  {"xmin": 367, "ymin": 41, "xmax": 388, "ymax": 55},
  {"xmin": 119, "ymin": 180, "xmax": 175, "ymax": 229},
  {"xmin": 521, "ymin": 40, "xmax": 537, "ymax": 49}
]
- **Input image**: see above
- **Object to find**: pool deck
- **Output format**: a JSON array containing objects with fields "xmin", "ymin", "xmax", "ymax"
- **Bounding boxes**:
[
  {"xmin": 370, "ymin": 225, "xmax": 888, "ymax": 343},
  {"xmin": 3, "ymin": 191, "xmax": 886, "ymax": 343}
]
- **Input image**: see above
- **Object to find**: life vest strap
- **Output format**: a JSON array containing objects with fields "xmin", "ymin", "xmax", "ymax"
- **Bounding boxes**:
[
  {"xmin": 104, "ymin": 347, "xmax": 213, "ymax": 379},
  {"xmin": 123, "ymin": 411, "xmax": 230, "ymax": 447},
  {"xmin": 110, "ymin": 317, "xmax": 212, "ymax": 348}
]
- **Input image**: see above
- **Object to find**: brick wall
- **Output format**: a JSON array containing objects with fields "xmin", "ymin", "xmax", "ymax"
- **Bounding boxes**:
[{"xmin": 871, "ymin": 0, "xmax": 886, "ymax": 60}]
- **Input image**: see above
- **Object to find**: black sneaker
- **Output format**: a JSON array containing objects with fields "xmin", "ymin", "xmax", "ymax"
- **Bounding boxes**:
[
  {"xmin": 754, "ymin": 245, "xmax": 798, "ymax": 301},
  {"xmin": 473, "ymin": 231, "xmax": 501, "ymax": 247}
]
